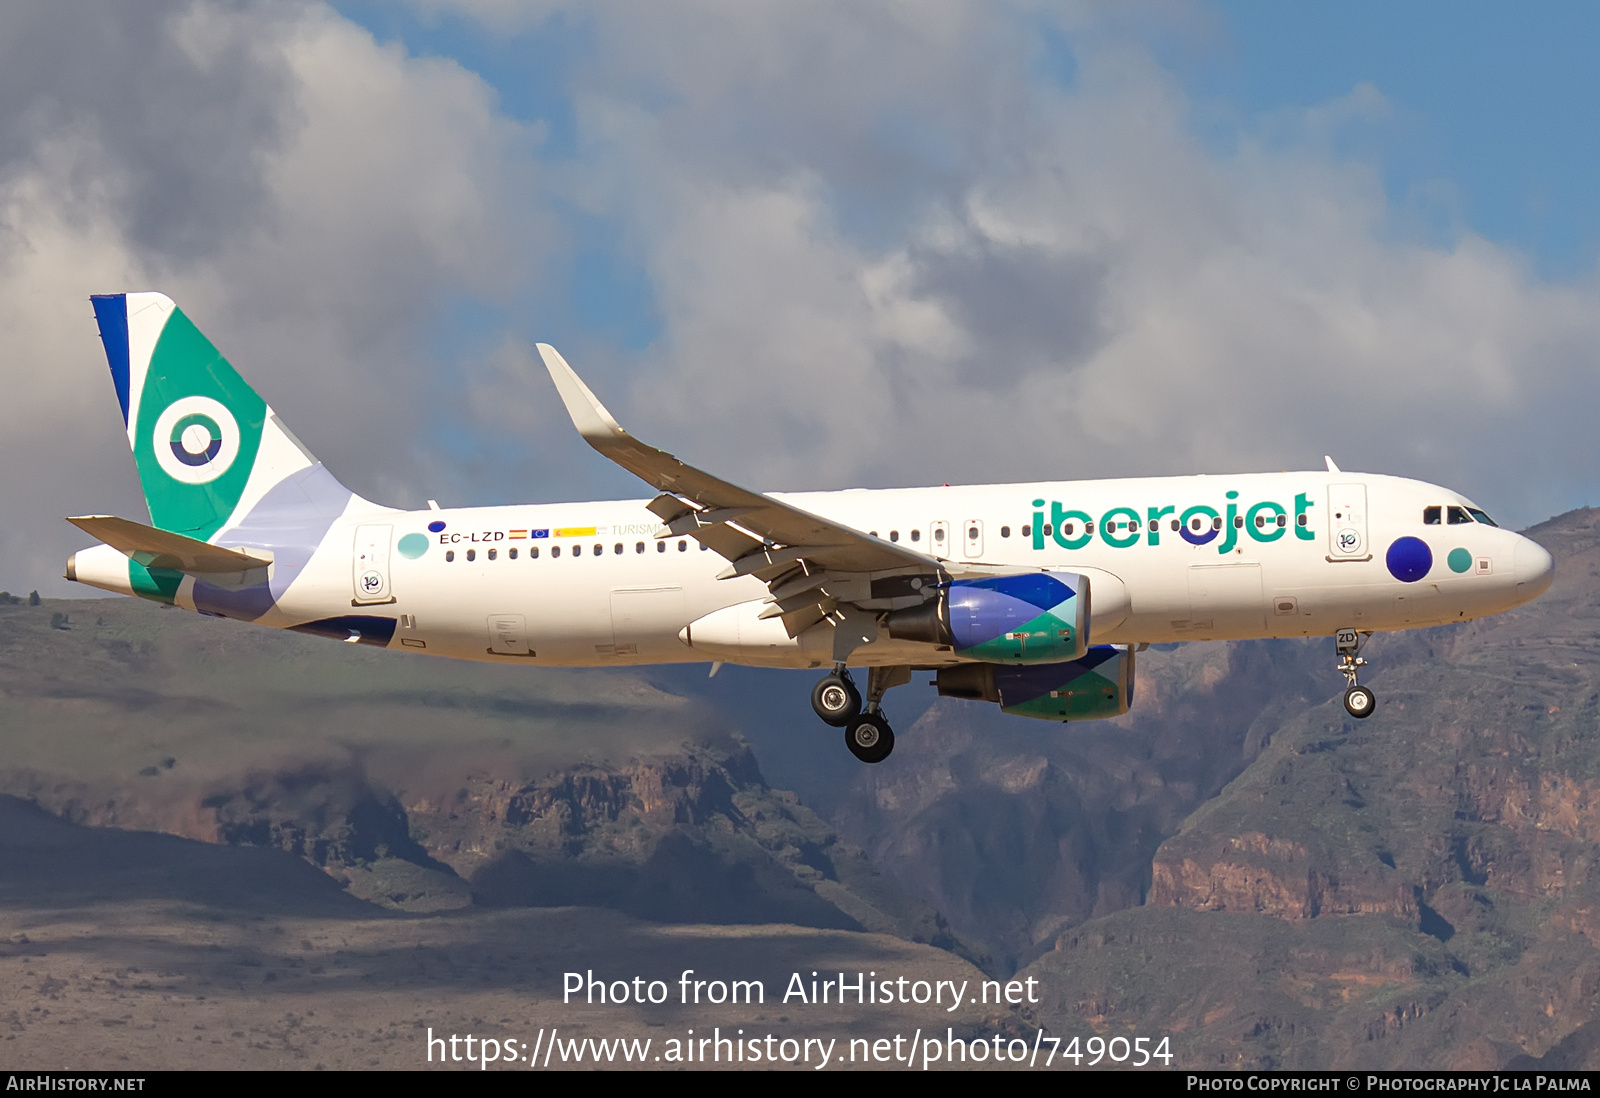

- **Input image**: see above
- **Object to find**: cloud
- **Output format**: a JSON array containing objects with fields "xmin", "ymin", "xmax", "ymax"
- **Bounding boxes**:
[
  {"xmin": 7, "ymin": 0, "xmax": 1600, "ymax": 596},
  {"xmin": 0, "ymin": 1, "xmax": 544, "ymax": 592},
  {"xmin": 437, "ymin": 1, "xmax": 1600, "ymax": 524}
]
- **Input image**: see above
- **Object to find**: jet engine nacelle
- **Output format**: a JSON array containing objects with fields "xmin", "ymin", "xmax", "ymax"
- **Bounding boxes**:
[
  {"xmin": 935, "ymin": 645, "xmax": 1135, "ymax": 722},
  {"xmin": 886, "ymin": 570, "xmax": 1106, "ymax": 664}
]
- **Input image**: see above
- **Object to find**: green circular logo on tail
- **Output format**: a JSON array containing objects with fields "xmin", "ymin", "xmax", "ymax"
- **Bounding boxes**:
[{"xmin": 152, "ymin": 397, "xmax": 240, "ymax": 484}]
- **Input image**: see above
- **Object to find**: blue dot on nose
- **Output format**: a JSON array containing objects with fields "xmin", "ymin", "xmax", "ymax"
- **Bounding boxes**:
[
  {"xmin": 1386, "ymin": 536, "xmax": 1432, "ymax": 583},
  {"xmin": 427, "ymin": 520, "xmax": 446, "ymax": 533}
]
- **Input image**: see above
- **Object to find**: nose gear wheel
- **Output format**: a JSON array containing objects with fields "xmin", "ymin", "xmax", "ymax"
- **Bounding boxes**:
[{"xmin": 1335, "ymin": 628, "xmax": 1376, "ymax": 719}]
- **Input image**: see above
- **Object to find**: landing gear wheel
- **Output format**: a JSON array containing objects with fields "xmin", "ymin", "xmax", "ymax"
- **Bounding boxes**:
[
  {"xmin": 1344, "ymin": 685, "xmax": 1376, "ymax": 719},
  {"xmin": 844, "ymin": 713, "xmax": 895, "ymax": 764},
  {"xmin": 811, "ymin": 674, "xmax": 861, "ymax": 727}
]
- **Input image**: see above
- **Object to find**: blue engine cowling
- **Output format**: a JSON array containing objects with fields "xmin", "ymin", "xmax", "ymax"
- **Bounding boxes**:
[
  {"xmin": 935, "ymin": 645, "xmax": 1134, "ymax": 721},
  {"xmin": 886, "ymin": 571, "xmax": 1089, "ymax": 664}
]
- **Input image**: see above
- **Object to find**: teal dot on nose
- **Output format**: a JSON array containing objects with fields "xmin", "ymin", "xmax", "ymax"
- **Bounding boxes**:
[
  {"xmin": 397, "ymin": 533, "xmax": 429, "ymax": 559},
  {"xmin": 1448, "ymin": 547, "xmax": 1472, "ymax": 573}
]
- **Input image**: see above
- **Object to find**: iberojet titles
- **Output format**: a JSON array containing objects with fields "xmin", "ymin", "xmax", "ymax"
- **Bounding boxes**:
[
  {"xmin": 421, "ymin": 491, "xmax": 1316, "ymax": 555},
  {"xmin": 1030, "ymin": 491, "xmax": 1316, "ymax": 554}
]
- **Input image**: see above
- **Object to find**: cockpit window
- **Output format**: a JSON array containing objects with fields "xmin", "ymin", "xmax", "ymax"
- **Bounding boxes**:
[
  {"xmin": 1447, "ymin": 505, "xmax": 1473, "ymax": 524},
  {"xmin": 1467, "ymin": 507, "xmax": 1499, "ymax": 527},
  {"xmin": 1423, "ymin": 506, "xmax": 1441, "ymax": 525}
]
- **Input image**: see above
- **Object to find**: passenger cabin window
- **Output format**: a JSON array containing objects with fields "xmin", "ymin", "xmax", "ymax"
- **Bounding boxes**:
[
  {"xmin": 889, "ymin": 531, "xmax": 899, "ymax": 542},
  {"xmin": 678, "ymin": 540, "xmax": 687, "ymax": 551},
  {"xmin": 552, "ymin": 546, "xmax": 561, "ymax": 558},
  {"xmin": 509, "ymin": 548, "xmax": 517, "ymax": 559},
  {"xmin": 636, "ymin": 542, "xmax": 645, "ymax": 553},
  {"xmin": 1448, "ymin": 506, "xmax": 1473, "ymax": 525},
  {"xmin": 446, "ymin": 550, "xmax": 455, "ymax": 562},
  {"xmin": 657, "ymin": 541, "xmax": 666, "ymax": 553},
  {"xmin": 1001, "ymin": 526, "xmax": 1010, "ymax": 538},
  {"xmin": 910, "ymin": 529, "xmax": 921, "ymax": 542},
  {"xmin": 1021, "ymin": 525, "xmax": 1030, "ymax": 537},
  {"xmin": 615, "ymin": 543, "xmax": 623, "ymax": 554},
  {"xmin": 530, "ymin": 546, "xmax": 539, "ymax": 558},
  {"xmin": 466, "ymin": 549, "xmax": 476, "ymax": 561},
  {"xmin": 1423, "ymin": 506, "xmax": 1442, "ymax": 525},
  {"xmin": 488, "ymin": 548, "xmax": 497, "ymax": 560}
]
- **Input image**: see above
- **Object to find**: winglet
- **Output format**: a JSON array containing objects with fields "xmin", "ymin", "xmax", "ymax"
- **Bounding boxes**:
[
  {"xmin": 1324, "ymin": 455, "xmax": 1341, "ymax": 473},
  {"xmin": 536, "ymin": 344, "xmax": 628, "ymax": 445}
]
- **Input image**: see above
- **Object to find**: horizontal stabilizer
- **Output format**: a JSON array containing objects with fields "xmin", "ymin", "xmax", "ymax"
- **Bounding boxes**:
[{"xmin": 66, "ymin": 515, "xmax": 272, "ymax": 573}]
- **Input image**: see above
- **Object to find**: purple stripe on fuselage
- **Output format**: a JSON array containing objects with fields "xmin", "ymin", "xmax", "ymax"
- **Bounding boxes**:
[{"xmin": 193, "ymin": 462, "xmax": 352, "ymax": 621}]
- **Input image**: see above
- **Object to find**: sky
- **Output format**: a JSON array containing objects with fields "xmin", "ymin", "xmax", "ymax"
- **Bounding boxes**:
[{"xmin": 4, "ymin": 0, "xmax": 1600, "ymax": 595}]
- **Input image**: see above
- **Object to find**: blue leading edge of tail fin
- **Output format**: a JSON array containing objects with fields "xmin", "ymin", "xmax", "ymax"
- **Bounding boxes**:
[{"xmin": 91, "ymin": 294, "xmax": 132, "ymax": 427}]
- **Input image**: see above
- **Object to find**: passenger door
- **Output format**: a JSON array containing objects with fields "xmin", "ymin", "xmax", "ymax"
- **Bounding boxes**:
[
  {"xmin": 352, "ymin": 524, "xmax": 393, "ymax": 604},
  {"xmin": 1327, "ymin": 484, "xmax": 1369, "ymax": 559}
]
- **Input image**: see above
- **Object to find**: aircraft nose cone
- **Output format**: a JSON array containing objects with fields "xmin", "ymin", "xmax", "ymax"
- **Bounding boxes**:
[{"xmin": 1514, "ymin": 537, "xmax": 1555, "ymax": 601}]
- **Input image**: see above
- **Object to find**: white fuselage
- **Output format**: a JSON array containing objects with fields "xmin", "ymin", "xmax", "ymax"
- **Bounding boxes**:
[{"xmin": 84, "ymin": 469, "xmax": 1545, "ymax": 671}]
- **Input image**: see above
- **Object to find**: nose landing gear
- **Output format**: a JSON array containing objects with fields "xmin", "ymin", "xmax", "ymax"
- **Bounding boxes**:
[{"xmin": 1336, "ymin": 628, "xmax": 1375, "ymax": 718}]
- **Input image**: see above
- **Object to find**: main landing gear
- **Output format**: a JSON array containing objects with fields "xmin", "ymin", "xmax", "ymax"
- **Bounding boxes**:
[
  {"xmin": 1336, "ymin": 628, "xmax": 1375, "ymax": 719},
  {"xmin": 813, "ymin": 664, "xmax": 908, "ymax": 763}
]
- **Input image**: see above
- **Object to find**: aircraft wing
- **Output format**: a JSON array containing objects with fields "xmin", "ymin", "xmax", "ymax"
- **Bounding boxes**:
[
  {"xmin": 537, "ymin": 344, "xmax": 943, "ymax": 636},
  {"xmin": 67, "ymin": 515, "xmax": 273, "ymax": 573}
]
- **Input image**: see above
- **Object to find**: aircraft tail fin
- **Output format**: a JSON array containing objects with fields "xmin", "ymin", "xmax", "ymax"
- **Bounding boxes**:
[{"xmin": 90, "ymin": 292, "xmax": 344, "ymax": 540}]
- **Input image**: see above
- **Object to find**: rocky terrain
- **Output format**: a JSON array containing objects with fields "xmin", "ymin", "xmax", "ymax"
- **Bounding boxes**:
[
  {"xmin": 0, "ymin": 796, "xmax": 1005, "ymax": 1070},
  {"xmin": 5, "ymin": 508, "xmax": 1600, "ymax": 1068},
  {"xmin": 0, "ymin": 596, "xmax": 959, "ymax": 948},
  {"xmin": 1016, "ymin": 508, "xmax": 1600, "ymax": 1067}
]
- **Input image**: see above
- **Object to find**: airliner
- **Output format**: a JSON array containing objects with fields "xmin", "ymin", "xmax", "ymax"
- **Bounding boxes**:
[{"xmin": 65, "ymin": 293, "xmax": 1556, "ymax": 762}]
